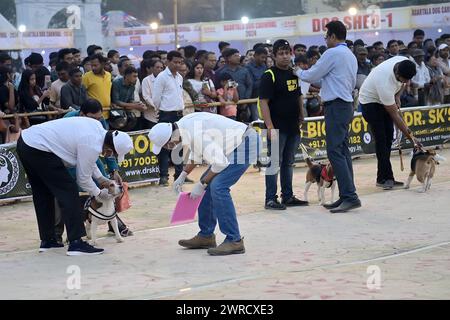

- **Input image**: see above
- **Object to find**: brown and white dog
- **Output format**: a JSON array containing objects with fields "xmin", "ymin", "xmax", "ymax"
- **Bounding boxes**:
[
  {"xmin": 304, "ymin": 157, "xmax": 336, "ymax": 205},
  {"xmin": 404, "ymin": 148, "xmax": 444, "ymax": 193},
  {"xmin": 84, "ymin": 181, "xmax": 124, "ymax": 245}
]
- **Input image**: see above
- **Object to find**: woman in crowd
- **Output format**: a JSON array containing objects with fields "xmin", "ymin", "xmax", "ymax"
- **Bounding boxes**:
[
  {"xmin": 187, "ymin": 61, "xmax": 217, "ymax": 113},
  {"xmin": 266, "ymin": 56, "xmax": 274, "ymax": 68},
  {"xmin": 18, "ymin": 70, "xmax": 50, "ymax": 125}
]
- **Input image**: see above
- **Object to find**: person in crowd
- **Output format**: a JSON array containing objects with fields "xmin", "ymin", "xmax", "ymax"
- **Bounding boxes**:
[
  {"xmin": 217, "ymin": 73, "xmax": 239, "ymax": 120},
  {"xmin": 195, "ymin": 50, "xmax": 209, "ymax": 65},
  {"xmin": 297, "ymin": 21, "xmax": 361, "ymax": 213},
  {"xmin": 371, "ymin": 53, "xmax": 385, "ymax": 67},
  {"xmin": 425, "ymin": 52, "xmax": 447, "ymax": 105},
  {"xmin": 411, "ymin": 49, "xmax": 431, "ymax": 106},
  {"xmin": 372, "ymin": 41, "xmax": 385, "ymax": 56},
  {"xmin": 184, "ymin": 45, "xmax": 197, "ymax": 67},
  {"xmin": 260, "ymin": 39, "xmax": 308, "ymax": 210},
  {"xmin": 87, "ymin": 44, "xmax": 103, "ymax": 57},
  {"xmin": 203, "ymin": 52, "xmax": 217, "ymax": 82},
  {"xmin": 111, "ymin": 66, "xmax": 146, "ymax": 131},
  {"xmin": 58, "ymin": 48, "xmax": 75, "ymax": 67},
  {"xmin": 152, "ymin": 51, "xmax": 185, "ymax": 186},
  {"xmin": 157, "ymin": 50, "xmax": 168, "ymax": 66},
  {"xmin": 214, "ymin": 56, "xmax": 226, "ymax": 71},
  {"xmin": 71, "ymin": 48, "xmax": 82, "ymax": 67},
  {"xmin": 187, "ymin": 61, "xmax": 217, "ymax": 113},
  {"xmin": 216, "ymin": 49, "xmax": 253, "ymax": 122},
  {"xmin": 141, "ymin": 60, "xmax": 164, "ymax": 129},
  {"xmin": 354, "ymin": 39, "xmax": 366, "ymax": 51},
  {"xmin": 387, "ymin": 40, "xmax": 399, "ymax": 59},
  {"xmin": 356, "ymin": 47, "xmax": 371, "ymax": 90},
  {"xmin": 293, "ymin": 44, "xmax": 307, "ymax": 58},
  {"xmin": 266, "ymin": 56, "xmax": 274, "ymax": 69},
  {"xmin": 0, "ymin": 52, "xmax": 12, "ymax": 69},
  {"xmin": 345, "ymin": 40, "xmax": 354, "ymax": 53},
  {"xmin": 60, "ymin": 68, "xmax": 88, "ymax": 111},
  {"xmin": 81, "ymin": 57, "xmax": 92, "ymax": 73},
  {"xmin": 138, "ymin": 59, "xmax": 152, "ymax": 83},
  {"xmin": 49, "ymin": 61, "xmax": 70, "ymax": 112},
  {"xmin": 246, "ymin": 46, "xmax": 268, "ymax": 121},
  {"xmin": 436, "ymin": 44, "xmax": 450, "ymax": 103},
  {"xmin": 107, "ymin": 50, "xmax": 120, "ymax": 78},
  {"xmin": 359, "ymin": 57, "xmax": 421, "ymax": 190},
  {"xmin": 218, "ymin": 41, "xmax": 231, "ymax": 55},
  {"xmin": 18, "ymin": 70, "xmax": 50, "ymax": 125},
  {"xmin": 178, "ymin": 61, "xmax": 198, "ymax": 117},
  {"xmin": 82, "ymin": 54, "xmax": 112, "ymax": 122},
  {"xmin": 408, "ymin": 41, "xmax": 419, "ymax": 55},
  {"xmin": 413, "ymin": 29, "xmax": 425, "ymax": 49},
  {"xmin": 307, "ymin": 50, "xmax": 320, "ymax": 67},
  {"xmin": 0, "ymin": 66, "xmax": 17, "ymax": 114}
]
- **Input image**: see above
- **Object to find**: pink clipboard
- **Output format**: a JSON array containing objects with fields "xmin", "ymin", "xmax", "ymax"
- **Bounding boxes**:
[{"xmin": 170, "ymin": 192, "xmax": 205, "ymax": 225}]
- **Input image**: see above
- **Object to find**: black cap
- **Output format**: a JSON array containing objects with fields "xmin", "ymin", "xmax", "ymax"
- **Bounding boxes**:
[{"xmin": 354, "ymin": 39, "xmax": 366, "ymax": 47}]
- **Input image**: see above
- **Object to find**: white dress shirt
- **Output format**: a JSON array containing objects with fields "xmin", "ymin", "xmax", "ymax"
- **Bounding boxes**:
[
  {"xmin": 141, "ymin": 74, "xmax": 158, "ymax": 123},
  {"xmin": 412, "ymin": 60, "xmax": 431, "ymax": 89},
  {"xmin": 177, "ymin": 113, "xmax": 248, "ymax": 173},
  {"xmin": 21, "ymin": 117, "xmax": 108, "ymax": 197},
  {"xmin": 152, "ymin": 68, "xmax": 184, "ymax": 112}
]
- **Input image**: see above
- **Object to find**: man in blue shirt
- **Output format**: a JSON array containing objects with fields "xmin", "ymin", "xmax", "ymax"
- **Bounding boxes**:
[
  {"xmin": 246, "ymin": 47, "xmax": 268, "ymax": 121},
  {"xmin": 296, "ymin": 21, "xmax": 361, "ymax": 213}
]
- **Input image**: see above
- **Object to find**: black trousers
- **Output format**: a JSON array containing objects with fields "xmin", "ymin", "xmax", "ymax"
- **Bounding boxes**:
[
  {"xmin": 158, "ymin": 111, "xmax": 183, "ymax": 179},
  {"xmin": 16, "ymin": 137, "xmax": 86, "ymax": 242},
  {"xmin": 361, "ymin": 103, "xmax": 395, "ymax": 183}
]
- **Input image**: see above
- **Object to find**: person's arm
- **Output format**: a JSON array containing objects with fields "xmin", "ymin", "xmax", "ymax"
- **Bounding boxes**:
[
  {"xmin": 384, "ymin": 104, "xmax": 417, "ymax": 143},
  {"xmin": 142, "ymin": 77, "xmax": 156, "ymax": 108},
  {"xmin": 37, "ymin": 90, "xmax": 50, "ymax": 105},
  {"xmin": 298, "ymin": 95, "xmax": 305, "ymax": 123},
  {"xmin": 60, "ymin": 85, "xmax": 73, "ymax": 110},
  {"xmin": 259, "ymin": 72, "xmax": 276, "ymax": 139},
  {"xmin": 297, "ymin": 51, "xmax": 334, "ymax": 83},
  {"xmin": 76, "ymin": 144, "xmax": 103, "ymax": 197},
  {"xmin": 152, "ymin": 76, "xmax": 163, "ymax": 110},
  {"xmin": 232, "ymin": 87, "xmax": 239, "ymax": 103},
  {"xmin": 244, "ymin": 69, "xmax": 253, "ymax": 99},
  {"xmin": 7, "ymin": 82, "xmax": 15, "ymax": 112}
]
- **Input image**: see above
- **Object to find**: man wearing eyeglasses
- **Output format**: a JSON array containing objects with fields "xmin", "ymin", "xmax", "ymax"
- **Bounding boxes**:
[
  {"xmin": 359, "ymin": 56, "xmax": 422, "ymax": 191},
  {"xmin": 295, "ymin": 21, "xmax": 361, "ymax": 213}
]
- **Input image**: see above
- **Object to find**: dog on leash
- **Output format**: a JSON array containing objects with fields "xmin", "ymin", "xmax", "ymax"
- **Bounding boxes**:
[
  {"xmin": 404, "ymin": 148, "xmax": 444, "ymax": 193},
  {"xmin": 304, "ymin": 157, "xmax": 336, "ymax": 205},
  {"xmin": 84, "ymin": 181, "xmax": 125, "ymax": 245}
]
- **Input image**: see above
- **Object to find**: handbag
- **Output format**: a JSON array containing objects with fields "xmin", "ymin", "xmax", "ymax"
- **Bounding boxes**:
[{"xmin": 115, "ymin": 182, "xmax": 131, "ymax": 213}]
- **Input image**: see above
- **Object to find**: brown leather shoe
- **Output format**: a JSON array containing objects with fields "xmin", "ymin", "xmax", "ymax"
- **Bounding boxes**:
[
  {"xmin": 207, "ymin": 238, "xmax": 245, "ymax": 256},
  {"xmin": 178, "ymin": 234, "xmax": 217, "ymax": 249}
]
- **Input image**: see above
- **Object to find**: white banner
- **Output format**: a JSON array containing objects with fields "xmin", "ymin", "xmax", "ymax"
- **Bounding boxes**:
[
  {"xmin": 0, "ymin": 29, "xmax": 73, "ymax": 50},
  {"xmin": 410, "ymin": 3, "xmax": 450, "ymax": 28}
]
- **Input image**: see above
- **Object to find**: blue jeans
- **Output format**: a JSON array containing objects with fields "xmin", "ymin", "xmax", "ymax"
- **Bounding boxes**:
[
  {"xmin": 198, "ymin": 129, "xmax": 259, "ymax": 242},
  {"xmin": 265, "ymin": 132, "xmax": 300, "ymax": 202},
  {"xmin": 324, "ymin": 99, "xmax": 358, "ymax": 202}
]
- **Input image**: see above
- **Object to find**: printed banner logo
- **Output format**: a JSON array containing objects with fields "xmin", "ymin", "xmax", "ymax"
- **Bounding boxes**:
[{"xmin": 0, "ymin": 148, "xmax": 20, "ymax": 196}]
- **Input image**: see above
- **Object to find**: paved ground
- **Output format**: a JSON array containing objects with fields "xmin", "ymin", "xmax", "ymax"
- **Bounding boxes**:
[{"xmin": 1, "ymin": 149, "xmax": 449, "ymax": 300}]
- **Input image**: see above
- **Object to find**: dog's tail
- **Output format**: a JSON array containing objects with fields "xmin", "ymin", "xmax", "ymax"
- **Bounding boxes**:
[{"xmin": 305, "ymin": 157, "xmax": 315, "ymax": 168}]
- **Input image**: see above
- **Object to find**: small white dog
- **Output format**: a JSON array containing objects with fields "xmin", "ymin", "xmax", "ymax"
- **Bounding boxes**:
[{"xmin": 85, "ymin": 181, "xmax": 124, "ymax": 245}]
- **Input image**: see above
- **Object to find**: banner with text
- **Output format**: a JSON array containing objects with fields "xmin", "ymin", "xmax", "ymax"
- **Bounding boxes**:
[{"xmin": 0, "ymin": 29, "xmax": 73, "ymax": 50}]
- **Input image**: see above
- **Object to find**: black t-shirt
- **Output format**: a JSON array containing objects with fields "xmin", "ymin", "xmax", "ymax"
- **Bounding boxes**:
[{"xmin": 259, "ymin": 66, "xmax": 301, "ymax": 135}]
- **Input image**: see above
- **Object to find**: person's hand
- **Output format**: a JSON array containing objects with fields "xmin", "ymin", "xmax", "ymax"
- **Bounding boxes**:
[
  {"xmin": 42, "ymin": 90, "xmax": 50, "ymax": 98},
  {"xmin": 267, "ymin": 126, "xmax": 278, "ymax": 141},
  {"xmin": 412, "ymin": 136, "xmax": 423, "ymax": 149},
  {"xmin": 113, "ymin": 171, "xmax": 123, "ymax": 184},
  {"xmin": 173, "ymin": 171, "xmax": 188, "ymax": 194},
  {"xmin": 7, "ymin": 82, "xmax": 14, "ymax": 91},
  {"xmin": 189, "ymin": 181, "xmax": 206, "ymax": 199},
  {"xmin": 96, "ymin": 188, "xmax": 114, "ymax": 202},
  {"xmin": 0, "ymin": 111, "xmax": 5, "ymax": 118}
]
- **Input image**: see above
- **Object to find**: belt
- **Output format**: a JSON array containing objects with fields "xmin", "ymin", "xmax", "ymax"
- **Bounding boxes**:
[
  {"xmin": 323, "ymin": 98, "xmax": 352, "ymax": 106},
  {"xmin": 159, "ymin": 110, "xmax": 183, "ymax": 115}
]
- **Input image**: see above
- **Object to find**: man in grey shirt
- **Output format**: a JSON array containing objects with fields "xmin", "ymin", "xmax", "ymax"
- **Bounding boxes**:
[
  {"xmin": 296, "ymin": 21, "xmax": 361, "ymax": 213},
  {"xmin": 60, "ymin": 68, "xmax": 88, "ymax": 110}
]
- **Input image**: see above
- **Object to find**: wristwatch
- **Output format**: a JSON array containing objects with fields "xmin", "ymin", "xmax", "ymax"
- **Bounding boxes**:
[{"xmin": 200, "ymin": 179, "xmax": 208, "ymax": 188}]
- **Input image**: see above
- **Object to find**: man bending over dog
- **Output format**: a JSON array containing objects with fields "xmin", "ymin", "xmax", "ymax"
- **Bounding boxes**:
[
  {"xmin": 359, "ymin": 56, "xmax": 423, "ymax": 190},
  {"xmin": 17, "ymin": 116, "xmax": 133, "ymax": 256}
]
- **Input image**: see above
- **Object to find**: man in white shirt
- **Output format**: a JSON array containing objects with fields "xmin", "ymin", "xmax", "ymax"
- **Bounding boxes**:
[
  {"xmin": 410, "ymin": 49, "xmax": 431, "ymax": 105},
  {"xmin": 49, "ymin": 61, "xmax": 70, "ymax": 111},
  {"xmin": 148, "ymin": 113, "xmax": 260, "ymax": 256},
  {"xmin": 141, "ymin": 60, "xmax": 165, "ymax": 129},
  {"xmin": 359, "ymin": 56, "xmax": 422, "ymax": 190},
  {"xmin": 16, "ymin": 117, "xmax": 133, "ymax": 256},
  {"xmin": 152, "ymin": 51, "xmax": 185, "ymax": 186},
  {"xmin": 437, "ymin": 44, "xmax": 450, "ymax": 103}
]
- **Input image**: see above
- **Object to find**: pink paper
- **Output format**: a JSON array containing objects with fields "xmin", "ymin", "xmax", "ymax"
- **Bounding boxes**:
[{"xmin": 170, "ymin": 192, "xmax": 205, "ymax": 225}]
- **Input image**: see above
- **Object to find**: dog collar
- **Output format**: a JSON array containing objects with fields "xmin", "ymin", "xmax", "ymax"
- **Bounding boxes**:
[{"xmin": 85, "ymin": 197, "xmax": 118, "ymax": 221}]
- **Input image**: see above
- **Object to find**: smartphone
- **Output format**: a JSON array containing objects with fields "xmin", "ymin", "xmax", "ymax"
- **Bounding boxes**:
[{"xmin": 44, "ymin": 75, "xmax": 52, "ymax": 89}]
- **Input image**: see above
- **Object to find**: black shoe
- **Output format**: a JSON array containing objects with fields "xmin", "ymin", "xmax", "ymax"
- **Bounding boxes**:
[
  {"xmin": 381, "ymin": 179, "xmax": 394, "ymax": 190},
  {"xmin": 323, "ymin": 198, "xmax": 343, "ymax": 209},
  {"xmin": 265, "ymin": 199, "xmax": 286, "ymax": 210},
  {"xmin": 282, "ymin": 196, "xmax": 309, "ymax": 207},
  {"xmin": 159, "ymin": 177, "xmax": 169, "ymax": 187},
  {"xmin": 67, "ymin": 240, "xmax": 104, "ymax": 256},
  {"xmin": 39, "ymin": 239, "xmax": 65, "ymax": 252},
  {"xmin": 330, "ymin": 199, "xmax": 362, "ymax": 213}
]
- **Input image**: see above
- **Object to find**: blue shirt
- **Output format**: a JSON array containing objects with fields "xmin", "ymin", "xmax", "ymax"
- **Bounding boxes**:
[
  {"xmin": 216, "ymin": 65, "xmax": 253, "ymax": 100},
  {"xmin": 298, "ymin": 44, "xmax": 357, "ymax": 103},
  {"xmin": 245, "ymin": 61, "xmax": 267, "ymax": 97}
]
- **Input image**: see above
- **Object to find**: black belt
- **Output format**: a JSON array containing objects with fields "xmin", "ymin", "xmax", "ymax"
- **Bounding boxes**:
[
  {"xmin": 159, "ymin": 110, "xmax": 183, "ymax": 116},
  {"xmin": 323, "ymin": 98, "xmax": 352, "ymax": 106}
]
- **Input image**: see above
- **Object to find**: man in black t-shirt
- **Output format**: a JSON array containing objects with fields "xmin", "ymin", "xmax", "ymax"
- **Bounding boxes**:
[{"xmin": 259, "ymin": 39, "xmax": 308, "ymax": 210}]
